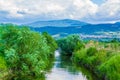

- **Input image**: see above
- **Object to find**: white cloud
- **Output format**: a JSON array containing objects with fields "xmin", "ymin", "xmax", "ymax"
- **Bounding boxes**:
[
  {"xmin": 0, "ymin": 0, "xmax": 97, "ymax": 18},
  {"xmin": 0, "ymin": 0, "xmax": 120, "ymax": 23},
  {"xmin": 72, "ymin": 0, "xmax": 98, "ymax": 19},
  {"xmin": 0, "ymin": 0, "xmax": 65, "ymax": 18},
  {"xmin": 90, "ymin": 0, "xmax": 120, "ymax": 22},
  {"xmin": 0, "ymin": 0, "xmax": 24, "ymax": 18}
]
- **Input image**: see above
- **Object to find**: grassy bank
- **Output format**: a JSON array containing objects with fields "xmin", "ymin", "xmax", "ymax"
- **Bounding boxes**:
[{"xmin": 57, "ymin": 35, "xmax": 120, "ymax": 80}]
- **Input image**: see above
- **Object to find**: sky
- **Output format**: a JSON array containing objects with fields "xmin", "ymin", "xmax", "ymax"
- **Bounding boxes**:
[{"xmin": 0, "ymin": 0, "xmax": 120, "ymax": 24}]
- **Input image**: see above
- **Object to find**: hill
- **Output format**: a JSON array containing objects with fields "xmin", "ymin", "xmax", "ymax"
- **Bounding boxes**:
[
  {"xmin": 26, "ymin": 19, "xmax": 120, "ymax": 40},
  {"xmin": 27, "ymin": 19, "xmax": 89, "ymax": 27}
]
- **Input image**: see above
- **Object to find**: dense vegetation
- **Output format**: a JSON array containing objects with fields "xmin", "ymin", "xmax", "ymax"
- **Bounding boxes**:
[
  {"xmin": 58, "ymin": 35, "xmax": 120, "ymax": 80},
  {"xmin": 57, "ymin": 35, "xmax": 84, "ymax": 56},
  {"xmin": 0, "ymin": 23, "xmax": 120, "ymax": 80},
  {"xmin": 0, "ymin": 24, "xmax": 57, "ymax": 80}
]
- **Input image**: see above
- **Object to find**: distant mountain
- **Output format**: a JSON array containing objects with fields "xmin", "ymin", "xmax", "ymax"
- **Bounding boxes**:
[
  {"xmin": 0, "ymin": 19, "xmax": 120, "ymax": 39},
  {"xmin": 31, "ymin": 23, "xmax": 120, "ymax": 34},
  {"xmin": 115, "ymin": 22, "xmax": 120, "ymax": 25},
  {"xmin": 82, "ymin": 23, "xmax": 120, "ymax": 32},
  {"xmin": 27, "ymin": 19, "xmax": 89, "ymax": 27},
  {"xmin": 27, "ymin": 19, "xmax": 120, "ymax": 39}
]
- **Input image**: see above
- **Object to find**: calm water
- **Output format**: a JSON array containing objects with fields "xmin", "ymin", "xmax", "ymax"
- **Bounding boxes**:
[
  {"xmin": 45, "ymin": 50, "xmax": 88, "ymax": 80},
  {"xmin": 25, "ymin": 50, "xmax": 97, "ymax": 80}
]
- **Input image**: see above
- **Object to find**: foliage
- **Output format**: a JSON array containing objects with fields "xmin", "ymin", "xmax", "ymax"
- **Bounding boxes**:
[
  {"xmin": 86, "ymin": 47, "xmax": 97, "ymax": 56},
  {"xmin": 73, "ymin": 41, "xmax": 120, "ymax": 80},
  {"xmin": 0, "ymin": 55, "xmax": 7, "ymax": 71},
  {"xmin": 0, "ymin": 24, "xmax": 57, "ymax": 79},
  {"xmin": 57, "ymin": 35, "xmax": 84, "ymax": 56},
  {"xmin": 98, "ymin": 54, "xmax": 120, "ymax": 80},
  {"xmin": 42, "ymin": 32, "xmax": 58, "ymax": 55},
  {"xmin": 58, "ymin": 35, "xmax": 120, "ymax": 80},
  {"xmin": 0, "ymin": 55, "xmax": 8, "ymax": 79}
]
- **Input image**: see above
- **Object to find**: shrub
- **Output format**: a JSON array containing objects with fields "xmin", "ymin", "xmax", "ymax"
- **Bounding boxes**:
[
  {"xmin": 0, "ymin": 55, "xmax": 7, "ymax": 79},
  {"xmin": 73, "ymin": 41, "xmax": 120, "ymax": 80},
  {"xmin": 42, "ymin": 32, "xmax": 58, "ymax": 55},
  {"xmin": 57, "ymin": 35, "xmax": 84, "ymax": 56},
  {"xmin": 0, "ymin": 24, "xmax": 57, "ymax": 79},
  {"xmin": 0, "ymin": 55, "xmax": 7, "ymax": 71},
  {"xmin": 98, "ymin": 54, "xmax": 120, "ymax": 80},
  {"xmin": 72, "ymin": 48, "xmax": 87, "ymax": 64},
  {"xmin": 86, "ymin": 47, "xmax": 98, "ymax": 56}
]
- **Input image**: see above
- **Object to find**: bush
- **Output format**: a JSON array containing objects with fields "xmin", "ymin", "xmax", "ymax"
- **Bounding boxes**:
[
  {"xmin": 86, "ymin": 47, "xmax": 98, "ymax": 56},
  {"xmin": 0, "ymin": 55, "xmax": 7, "ymax": 71},
  {"xmin": 95, "ymin": 49, "xmax": 108, "ymax": 65},
  {"xmin": 73, "ymin": 47, "xmax": 98, "ymax": 70},
  {"xmin": 72, "ymin": 48, "xmax": 87, "ymax": 64},
  {"xmin": 0, "ymin": 55, "xmax": 8, "ymax": 79},
  {"xmin": 98, "ymin": 54, "xmax": 120, "ymax": 80},
  {"xmin": 42, "ymin": 32, "xmax": 58, "ymax": 55},
  {"xmin": 57, "ymin": 35, "xmax": 84, "ymax": 56},
  {"xmin": 0, "ymin": 24, "xmax": 57, "ymax": 79}
]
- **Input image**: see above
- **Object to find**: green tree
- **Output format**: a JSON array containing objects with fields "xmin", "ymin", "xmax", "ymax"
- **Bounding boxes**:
[
  {"xmin": 57, "ymin": 35, "xmax": 84, "ymax": 56},
  {"xmin": 0, "ymin": 24, "xmax": 57, "ymax": 79},
  {"xmin": 42, "ymin": 32, "xmax": 58, "ymax": 56}
]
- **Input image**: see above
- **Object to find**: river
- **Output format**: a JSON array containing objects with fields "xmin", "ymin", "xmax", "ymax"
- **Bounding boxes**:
[{"xmin": 45, "ymin": 50, "xmax": 88, "ymax": 80}]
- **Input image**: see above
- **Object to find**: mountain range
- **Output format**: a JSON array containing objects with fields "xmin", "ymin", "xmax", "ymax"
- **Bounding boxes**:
[
  {"xmin": 27, "ymin": 19, "xmax": 120, "ymax": 39},
  {"xmin": 27, "ymin": 19, "xmax": 88, "ymax": 27}
]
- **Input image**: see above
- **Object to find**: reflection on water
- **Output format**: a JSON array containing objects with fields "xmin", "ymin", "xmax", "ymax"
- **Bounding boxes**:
[{"xmin": 46, "ymin": 50, "xmax": 87, "ymax": 80}]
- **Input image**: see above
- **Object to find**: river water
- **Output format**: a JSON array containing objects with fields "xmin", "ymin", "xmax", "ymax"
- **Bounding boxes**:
[{"xmin": 45, "ymin": 50, "xmax": 88, "ymax": 80}]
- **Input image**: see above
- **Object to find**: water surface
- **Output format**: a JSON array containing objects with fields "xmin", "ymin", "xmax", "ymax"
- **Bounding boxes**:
[{"xmin": 46, "ymin": 50, "xmax": 87, "ymax": 80}]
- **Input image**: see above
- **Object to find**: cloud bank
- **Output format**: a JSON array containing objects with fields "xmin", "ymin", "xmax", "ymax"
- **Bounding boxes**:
[{"xmin": 0, "ymin": 0, "xmax": 120, "ymax": 23}]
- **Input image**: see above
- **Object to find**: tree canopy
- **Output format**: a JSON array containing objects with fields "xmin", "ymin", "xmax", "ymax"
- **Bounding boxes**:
[{"xmin": 0, "ymin": 24, "xmax": 57, "ymax": 79}]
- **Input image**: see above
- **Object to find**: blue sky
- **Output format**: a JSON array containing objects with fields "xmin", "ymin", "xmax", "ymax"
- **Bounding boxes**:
[
  {"xmin": 91, "ymin": 0, "xmax": 105, "ymax": 5},
  {"xmin": 0, "ymin": 0, "xmax": 120, "ymax": 24}
]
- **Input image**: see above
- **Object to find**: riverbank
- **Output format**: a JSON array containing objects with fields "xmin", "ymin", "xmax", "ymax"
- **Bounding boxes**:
[
  {"xmin": 72, "ymin": 42, "xmax": 120, "ymax": 80},
  {"xmin": 57, "ymin": 35, "xmax": 120, "ymax": 80},
  {"xmin": 46, "ymin": 50, "xmax": 95, "ymax": 80}
]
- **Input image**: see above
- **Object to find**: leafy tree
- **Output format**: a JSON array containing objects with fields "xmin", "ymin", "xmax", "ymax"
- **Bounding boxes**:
[
  {"xmin": 57, "ymin": 35, "xmax": 84, "ymax": 56},
  {"xmin": 42, "ymin": 32, "xmax": 58, "ymax": 55},
  {"xmin": 0, "ymin": 24, "xmax": 57, "ymax": 79}
]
